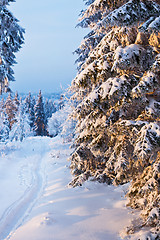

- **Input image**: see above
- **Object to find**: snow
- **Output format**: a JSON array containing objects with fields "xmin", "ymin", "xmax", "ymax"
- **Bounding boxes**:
[
  {"xmin": 0, "ymin": 136, "xmax": 136, "ymax": 240},
  {"xmin": 100, "ymin": 0, "xmax": 160, "ymax": 29},
  {"xmin": 74, "ymin": 62, "xmax": 95, "ymax": 86},
  {"xmin": 114, "ymin": 44, "xmax": 141, "ymax": 60},
  {"xmin": 132, "ymin": 72, "xmax": 156, "ymax": 98},
  {"xmin": 149, "ymin": 208, "xmax": 159, "ymax": 219},
  {"xmin": 148, "ymin": 16, "xmax": 160, "ymax": 30},
  {"xmin": 94, "ymin": 0, "xmax": 102, "ymax": 6},
  {"xmin": 134, "ymin": 122, "xmax": 160, "ymax": 159},
  {"xmin": 112, "ymin": 44, "xmax": 145, "ymax": 72},
  {"xmin": 87, "ymin": 89, "xmax": 99, "ymax": 102},
  {"xmin": 128, "ymin": 230, "xmax": 157, "ymax": 240},
  {"xmin": 86, "ymin": 75, "xmax": 127, "ymax": 103}
]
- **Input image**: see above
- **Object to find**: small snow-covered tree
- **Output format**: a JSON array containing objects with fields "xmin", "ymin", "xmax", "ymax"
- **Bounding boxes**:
[
  {"xmin": 9, "ymin": 99, "xmax": 32, "ymax": 142},
  {"xmin": 0, "ymin": 0, "xmax": 24, "ymax": 94},
  {"xmin": 58, "ymin": 94, "xmax": 65, "ymax": 110},
  {"xmin": 0, "ymin": 110, "xmax": 10, "ymax": 142},
  {"xmin": 13, "ymin": 91, "xmax": 20, "ymax": 110},
  {"xmin": 0, "ymin": 98, "xmax": 9, "ymax": 141},
  {"xmin": 50, "ymin": 100, "xmax": 56, "ymax": 114},
  {"xmin": 70, "ymin": 0, "xmax": 160, "ymax": 238},
  {"xmin": 48, "ymin": 101, "xmax": 76, "ymax": 141},
  {"xmin": 44, "ymin": 99, "xmax": 50, "ymax": 121},
  {"xmin": 24, "ymin": 92, "xmax": 35, "ymax": 132},
  {"xmin": 4, "ymin": 93, "xmax": 17, "ymax": 129},
  {"xmin": 44, "ymin": 99, "xmax": 56, "ymax": 126},
  {"xmin": 34, "ymin": 90, "xmax": 48, "ymax": 136}
]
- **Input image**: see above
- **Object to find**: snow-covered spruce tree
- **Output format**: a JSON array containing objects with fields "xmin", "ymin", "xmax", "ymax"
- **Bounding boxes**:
[
  {"xmin": 4, "ymin": 93, "xmax": 17, "ymax": 129},
  {"xmin": 13, "ymin": 91, "xmax": 20, "ymax": 110},
  {"xmin": 0, "ymin": 0, "xmax": 24, "ymax": 94},
  {"xmin": 44, "ymin": 99, "xmax": 56, "ymax": 127},
  {"xmin": 0, "ymin": 100, "xmax": 9, "ymax": 142},
  {"xmin": 58, "ymin": 94, "xmax": 65, "ymax": 110},
  {"xmin": 34, "ymin": 90, "xmax": 48, "ymax": 136},
  {"xmin": 70, "ymin": 0, "xmax": 160, "ymax": 237},
  {"xmin": 74, "ymin": 0, "xmax": 127, "ymax": 73},
  {"xmin": 44, "ymin": 99, "xmax": 50, "ymax": 121},
  {"xmin": 24, "ymin": 92, "xmax": 35, "ymax": 132},
  {"xmin": 49, "ymin": 99, "xmax": 56, "ymax": 115},
  {"xmin": 125, "ymin": 152, "xmax": 160, "ymax": 238},
  {"xmin": 9, "ymin": 99, "xmax": 32, "ymax": 142}
]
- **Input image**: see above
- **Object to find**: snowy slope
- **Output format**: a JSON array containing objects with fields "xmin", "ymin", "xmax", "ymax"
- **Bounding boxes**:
[{"xmin": 0, "ymin": 136, "xmax": 136, "ymax": 240}]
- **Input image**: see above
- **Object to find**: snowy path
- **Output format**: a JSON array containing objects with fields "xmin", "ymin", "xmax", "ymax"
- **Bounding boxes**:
[
  {"xmin": 0, "ymin": 137, "xmax": 51, "ymax": 240},
  {"xmin": 0, "ymin": 136, "xmax": 135, "ymax": 240}
]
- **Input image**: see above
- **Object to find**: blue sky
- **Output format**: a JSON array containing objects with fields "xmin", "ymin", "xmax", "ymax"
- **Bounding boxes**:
[{"xmin": 9, "ymin": 0, "xmax": 87, "ymax": 93}]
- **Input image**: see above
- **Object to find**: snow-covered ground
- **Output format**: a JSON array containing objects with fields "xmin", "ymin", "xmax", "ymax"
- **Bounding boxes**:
[{"xmin": 0, "ymin": 136, "xmax": 136, "ymax": 240}]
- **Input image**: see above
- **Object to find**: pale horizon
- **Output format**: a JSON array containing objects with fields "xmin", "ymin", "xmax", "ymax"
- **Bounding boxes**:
[{"xmin": 9, "ymin": 0, "xmax": 88, "ymax": 93}]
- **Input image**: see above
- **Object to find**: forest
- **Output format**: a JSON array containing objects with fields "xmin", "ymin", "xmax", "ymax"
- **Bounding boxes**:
[{"xmin": 0, "ymin": 0, "xmax": 159, "ymax": 239}]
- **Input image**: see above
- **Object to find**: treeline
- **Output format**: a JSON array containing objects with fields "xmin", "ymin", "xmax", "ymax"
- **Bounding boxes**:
[{"xmin": 0, "ymin": 90, "xmax": 59, "ymax": 142}]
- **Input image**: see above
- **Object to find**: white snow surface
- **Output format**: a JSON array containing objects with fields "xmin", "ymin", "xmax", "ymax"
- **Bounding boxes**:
[{"xmin": 0, "ymin": 136, "xmax": 135, "ymax": 240}]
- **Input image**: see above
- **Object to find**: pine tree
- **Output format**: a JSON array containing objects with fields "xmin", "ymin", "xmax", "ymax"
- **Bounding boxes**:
[
  {"xmin": 70, "ymin": 0, "xmax": 160, "ymax": 238},
  {"xmin": 4, "ymin": 93, "xmax": 17, "ymax": 129},
  {"xmin": 34, "ymin": 90, "xmax": 47, "ymax": 136},
  {"xmin": 0, "ymin": 0, "xmax": 24, "ymax": 94},
  {"xmin": 44, "ymin": 99, "xmax": 56, "ymax": 119},
  {"xmin": 13, "ymin": 91, "xmax": 20, "ymax": 110},
  {"xmin": 24, "ymin": 92, "xmax": 35, "ymax": 132}
]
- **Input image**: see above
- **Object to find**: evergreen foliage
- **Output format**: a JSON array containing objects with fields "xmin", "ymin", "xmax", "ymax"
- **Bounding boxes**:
[
  {"xmin": 34, "ymin": 90, "xmax": 48, "ymax": 136},
  {"xmin": 0, "ymin": 91, "xmax": 56, "ymax": 142},
  {"xmin": 13, "ymin": 91, "xmax": 20, "ymax": 109},
  {"xmin": 48, "ymin": 99, "xmax": 76, "ymax": 141},
  {"xmin": 126, "ymin": 153, "xmax": 160, "ymax": 238},
  {"xmin": 24, "ymin": 92, "xmax": 35, "ymax": 132},
  {"xmin": 44, "ymin": 99, "xmax": 56, "ymax": 126},
  {"xmin": 70, "ymin": 0, "xmax": 160, "ymax": 238},
  {"xmin": 0, "ymin": 0, "xmax": 24, "ymax": 93},
  {"xmin": 4, "ymin": 93, "xmax": 17, "ymax": 129},
  {"xmin": 9, "ymin": 99, "xmax": 32, "ymax": 142},
  {"xmin": 0, "ymin": 100, "xmax": 9, "ymax": 142},
  {"xmin": 58, "ymin": 94, "xmax": 65, "ymax": 110}
]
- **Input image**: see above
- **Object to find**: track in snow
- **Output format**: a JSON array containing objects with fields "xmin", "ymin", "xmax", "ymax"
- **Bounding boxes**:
[{"xmin": 0, "ymin": 137, "xmax": 50, "ymax": 240}]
